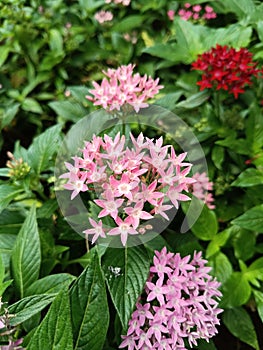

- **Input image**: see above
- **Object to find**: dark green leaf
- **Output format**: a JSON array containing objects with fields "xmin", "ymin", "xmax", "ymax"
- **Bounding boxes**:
[
  {"xmin": 112, "ymin": 15, "xmax": 144, "ymax": 33},
  {"xmin": 27, "ymin": 291, "xmax": 73, "ymax": 350},
  {"xmin": 9, "ymin": 294, "xmax": 56, "ymax": 326},
  {"xmin": 220, "ymin": 272, "xmax": 251, "ymax": 308},
  {"xmin": 36, "ymin": 200, "xmax": 58, "ymax": 219},
  {"xmin": 102, "ymin": 245, "xmax": 150, "ymax": 329},
  {"xmin": 211, "ymin": 146, "xmax": 224, "ymax": 170},
  {"xmin": 25, "ymin": 274, "xmax": 76, "ymax": 296},
  {"xmin": 183, "ymin": 199, "xmax": 218, "ymax": 240},
  {"xmin": 70, "ymin": 249, "xmax": 109, "ymax": 350},
  {"xmin": 223, "ymin": 307, "xmax": 259, "ymax": 350},
  {"xmin": 11, "ymin": 206, "xmax": 41, "ymax": 298},
  {"xmin": 208, "ymin": 252, "xmax": 233, "ymax": 284},
  {"xmin": 231, "ymin": 168, "xmax": 263, "ymax": 187},
  {"xmin": 175, "ymin": 91, "xmax": 210, "ymax": 109},
  {"xmin": 49, "ymin": 101, "xmax": 88, "ymax": 123},
  {"xmin": 221, "ymin": 0, "xmax": 256, "ymax": 18},
  {"xmin": 28, "ymin": 124, "xmax": 62, "ymax": 174},
  {"xmin": 233, "ymin": 229, "xmax": 256, "ymax": 261},
  {"xmin": 22, "ymin": 98, "xmax": 43, "ymax": 114},
  {"xmin": 245, "ymin": 257, "xmax": 263, "ymax": 286},
  {"xmin": 253, "ymin": 290, "xmax": 263, "ymax": 324},
  {"xmin": 0, "ymin": 185, "xmax": 23, "ymax": 214},
  {"xmin": 232, "ymin": 204, "xmax": 263, "ymax": 231}
]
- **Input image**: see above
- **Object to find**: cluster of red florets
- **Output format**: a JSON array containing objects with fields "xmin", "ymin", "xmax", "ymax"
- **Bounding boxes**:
[{"xmin": 192, "ymin": 45, "xmax": 262, "ymax": 98}]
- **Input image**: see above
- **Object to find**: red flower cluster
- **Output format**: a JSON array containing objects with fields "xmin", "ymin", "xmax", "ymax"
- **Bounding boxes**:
[{"xmin": 192, "ymin": 45, "xmax": 262, "ymax": 98}]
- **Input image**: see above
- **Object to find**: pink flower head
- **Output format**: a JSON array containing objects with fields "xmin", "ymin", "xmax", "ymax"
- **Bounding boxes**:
[
  {"xmin": 86, "ymin": 64, "xmax": 163, "ymax": 112},
  {"xmin": 193, "ymin": 5, "xmax": 202, "ymax": 12},
  {"xmin": 94, "ymin": 10, "xmax": 113, "ymax": 24},
  {"xmin": 167, "ymin": 9, "xmax": 175, "ymax": 21},
  {"xmin": 61, "ymin": 132, "xmax": 194, "ymax": 246},
  {"xmin": 120, "ymin": 248, "xmax": 222, "ymax": 349},
  {"xmin": 190, "ymin": 172, "xmax": 215, "ymax": 209}
]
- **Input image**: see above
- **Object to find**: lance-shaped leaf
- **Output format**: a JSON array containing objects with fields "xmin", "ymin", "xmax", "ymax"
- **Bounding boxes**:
[
  {"xmin": 102, "ymin": 245, "xmax": 150, "ymax": 329},
  {"xmin": 11, "ymin": 206, "xmax": 41, "ymax": 298},
  {"xmin": 9, "ymin": 294, "xmax": 56, "ymax": 326},
  {"xmin": 28, "ymin": 124, "xmax": 62, "ymax": 174},
  {"xmin": 27, "ymin": 291, "xmax": 73, "ymax": 350},
  {"xmin": 70, "ymin": 249, "xmax": 109, "ymax": 350}
]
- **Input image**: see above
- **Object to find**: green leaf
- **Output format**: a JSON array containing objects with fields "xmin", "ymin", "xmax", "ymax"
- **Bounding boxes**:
[
  {"xmin": 0, "ymin": 46, "xmax": 10, "ymax": 67},
  {"xmin": 25, "ymin": 274, "xmax": 76, "ymax": 296},
  {"xmin": 253, "ymin": 290, "xmax": 263, "ymax": 324},
  {"xmin": 183, "ymin": 199, "xmax": 218, "ymax": 241},
  {"xmin": 9, "ymin": 294, "xmax": 56, "ymax": 326},
  {"xmin": 112, "ymin": 15, "xmax": 144, "ymax": 33},
  {"xmin": 11, "ymin": 206, "xmax": 41, "ymax": 298},
  {"xmin": 22, "ymin": 98, "xmax": 43, "ymax": 114},
  {"xmin": 223, "ymin": 307, "xmax": 259, "ymax": 350},
  {"xmin": 233, "ymin": 229, "xmax": 256, "ymax": 261},
  {"xmin": 257, "ymin": 21, "xmax": 263, "ymax": 42},
  {"xmin": 36, "ymin": 200, "xmax": 58, "ymax": 219},
  {"xmin": 232, "ymin": 204, "xmax": 263, "ymax": 231},
  {"xmin": 175, "ymin": 91, "xmax": 210, "ymax": 109},
  {"xmin": 1, "ymin": 103, "xmax": 20, "ymax": 129},
  {"xmin": 222, "ymin": 0, "xmax": 256, "ymax": 18},
  {"xmin": 246, "ymin": 104, "xmax": 263, "ymax": 152},
  {"xmin": 0, "ymin": 253, "xmax": 4, "ymax": 283},
  {"xmin": 102, "ymin": 245, "xmax": 150, "ymax": 329},
  {"xmin": 211, "ymin": 145, "xmax": 224, "ymax": 170},
  {"xmin": 205, "ymin": 24, "xmax": 252, "ymax": 49},
  {"xmin": 143, "ymin": 43, "xmax": 184, "ymax": 62},
  {"xmin": 49, "ymin": 29, "xmax": 63, "ymax": 55},
  {"xmin": 208, "ymin": 252, "xmax": 233, "ymax": 284},
  {"xmin": 245, "ymin": 257, "xmax": 263, "ymax": 286},
  {"xmin": 173, "ymin": 18, "xmax": 205, "ymax": 62},
  {"xmin": 78, "ymin": 0, "xmax": 104, "ymax": 11},
  {"xmin": 27, "ymin": 291, "xmax": 73, "ymax": 350},
  {"xmin": 28, "ymin": 124, "xmax": 62, "ymax": 174},
  {"xmin": 70, "ymin": 249, "xmax": 109, "ymax": 350},
  {"xmin": 49, "ymin": 101, "xmax": 88, "ymax": 123},
  {"xmin": 231, "ymin": 168, "xmax": 263, "ymax": 187},
  {"xmin": 0, "ymin": 185, "xmax": 23, "ymax": 214},
  {"xmin": 206, "ymin": 229, "xmax": 231, "ymax": 258},
  {"xmin": 220, "ymin": 272, "xmax": 251, "ymax": 308}
]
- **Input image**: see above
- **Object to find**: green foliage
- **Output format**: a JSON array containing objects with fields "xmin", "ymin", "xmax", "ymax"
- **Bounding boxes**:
[
  {"xmin": 223, "ymin": 307, "xmax": 259, "ymax": 350},
  {"xmin": 102, "ymin": 245, "xmax": 150, "ymax": 329},
  {"xmin": 27, "ymin": 291, "xmax": 73, "ymax": 350},
  {"xmin": 70, "ymin": 248, "xmax": 109, "ymax": 350},
  {"xmin": 10, "ymin": 206, "xmax": 41, "ymax": 298}
]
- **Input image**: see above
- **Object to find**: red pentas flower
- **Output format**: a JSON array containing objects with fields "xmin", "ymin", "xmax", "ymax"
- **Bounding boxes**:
[{"xmin": 192, "ymin": 45, "xmax": 262, "ymax": 98}]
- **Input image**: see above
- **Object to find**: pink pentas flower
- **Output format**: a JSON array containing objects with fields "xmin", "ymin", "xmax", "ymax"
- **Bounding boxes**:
[
  {"xmin": 60, "ymin": 132, "xmax": 194, "ymax": 246},
  {"xmin": 94, "ymin": 10, "xmax": 113, "ymax": 24},
  {"xmin": 120, "ymin": 248, "xmax": 223, "ymax": 349},
  {"xmin": 86, "ymin": 64, "xmax": 163, "ymax": 113},
  {"xmin": 191, "ymin": 172, "xmax": 215, "ymax": 209},
  {"xmin": 167, "ymin": 9, "xmax": 175, "ymax": 21}
]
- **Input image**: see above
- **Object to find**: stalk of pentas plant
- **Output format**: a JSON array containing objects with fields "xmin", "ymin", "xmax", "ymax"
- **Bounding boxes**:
[
  {"xmin": 60, "ymin": 132, "xmax": 196, "ymax": 246},
  {"xmin": 119, "ymin": 247, "xmax": 223, "ymax": 350}
]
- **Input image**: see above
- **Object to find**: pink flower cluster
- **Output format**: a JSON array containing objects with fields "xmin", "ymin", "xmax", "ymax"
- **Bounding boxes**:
[
  {"xmin": 86, "ymin": 64, "xmax": 163, "ymax": 113},
  {"xmin": 105, "ymin": 0, "xmax": 131, "ymax": 5},
  {"xmin": 168, "ymin": 3, "xmax": 216, "ymax": 21},
  {"xmin": 120, "ymin": 247, "xmax": 222, "ymax": 349},
  {"xmin": 60, "ymin": 133, "xmax": 195, "ymax": 246},
  {"xmin": 94, "ymin": 10, "xmax": 113, "ymax": 23},
  {"xmin": 191, "ymin": 172, "xmax": 215, "ymax": 209}
]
